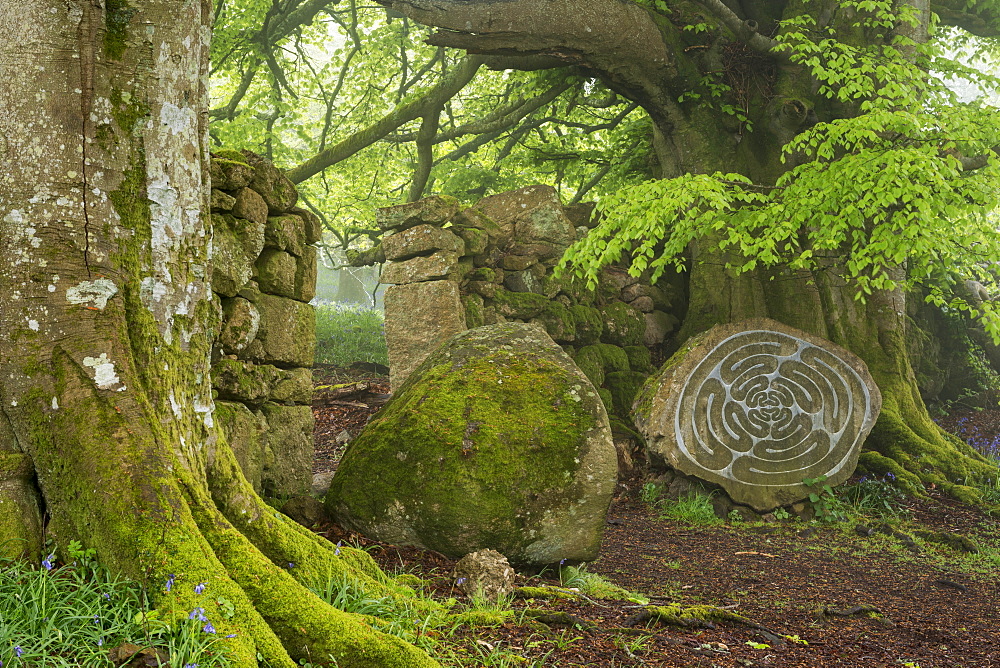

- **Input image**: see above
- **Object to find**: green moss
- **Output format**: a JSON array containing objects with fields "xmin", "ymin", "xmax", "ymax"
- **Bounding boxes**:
[
  {"xmin": 575, "ymin": 344, "xmax": 630, "ymax": 375},
  {"xmin": 103, "ymin": 0, "xmax": 136, "ymax": 59},
  {"xmin": 462, "ymin": 293, "xmax": 485, "ymax": 329},
  {"xmin": 643, "ymin": 604, "xmax": 754, "ymax": 628},
  {"xmin": 534, "ymin": 300, "xmax": 574, "ymax": 342},
  {"xmin": 213, "ymin": 149, "xmax": 252, "ymax": 165},
  {"xmin": 605, "ymin": 371, "xmax": 650, "ymax": 419},
  {"xmin": 447, "ymin": 609, "xmax": 511, "ymax": 628},
  {"xmin": 492, "ymin": 287, "xmax": 550, "ymax": 319},
  {"xmin": 623, "ymin": 346, "xmax": 653, "ymax": 373},
  {"xmin": 515, "ymin": 586, "xmax": 582, "ymax": 601},
  {"xmin": 569, "ymin": 304, "xmax": 604, "ymax": 345},
  {"xmin": 601, "ymin": 302, "xmax": 645, "ymax": 347}
]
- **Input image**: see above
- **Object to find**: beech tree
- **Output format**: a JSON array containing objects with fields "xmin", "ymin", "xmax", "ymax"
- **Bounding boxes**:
[
  {"xmin": 376, "ymin": 0, "xmax": 1000, "ymax": 494},
  {"xmin": 0, "ymin": 0, "xmax": 435, "ymax": 665}
]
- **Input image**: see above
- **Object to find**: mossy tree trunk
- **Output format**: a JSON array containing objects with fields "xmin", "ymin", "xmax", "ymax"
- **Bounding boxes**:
[
  {"xmin": 0, "ymin": 1, "xmax": 436, "ymax": 666},
  {"xmin": 378, "ymin": 0, "xmax": 1000, "ymax": 492}
]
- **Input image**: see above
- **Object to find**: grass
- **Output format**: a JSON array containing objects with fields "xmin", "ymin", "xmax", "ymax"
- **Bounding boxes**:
[
  {"xmin": 640, "ymin": 482, "xmax": 722, "ymax": 526},
  {"xmin": 314, "ymin": 300, "xmax": 388, "ymax": 367},
  {"xmin": 0, "ymin": 545, "xmax": 229, "ymax": 668}
]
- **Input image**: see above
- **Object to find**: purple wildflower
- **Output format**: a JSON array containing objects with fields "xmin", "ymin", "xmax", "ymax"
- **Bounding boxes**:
[
  {"xmin": 41, "ymin": 554, "xmax": 54, "ymax": 571},
  {"xmin": 194, "ymin": 582, "xmax": 207, "ymax": 595},
  {"xmin": 335, "ymin": 541, "xmax": 342, "ymax": 556},
  {"xmin": 165, "ymin": 574, "xmax": 176, "ymax": 592},
  {"xmin": 14, "ymin": 647, "xmax": 22, "ymax": 658},
  {"xmin": 203, "ymin": 621, "xmax": 216, "ymax": 634},
  {"xmin": 225, "ymin": 634, "xmax": 237, "ymax": 638},
  {"xmin": 189, "ymin": 607, "xmax": 208, "ymax": 622}
]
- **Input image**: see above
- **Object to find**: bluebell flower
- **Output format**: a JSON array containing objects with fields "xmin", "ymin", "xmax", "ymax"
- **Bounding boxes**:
[
  {"xmin": 335, "ymin": 541, "xmax": 342, "ymax": 556},
  {"xmin": 97, "ymin": 638, "xmax": 103, "ymax": 647},
  {"xmin": 287, "ymin": 562, "xmax": 295, "ymax": 569},
  {"xmin": 102, "ymin": 592, "xmax": 111, "ymax": 600},
  {"xmin": 41, "ymin": 554, "xmax": 54, "ymax": 571},
  {"xmin": 189, "ymin": 607, "xmax": 208, "ymax": 622},
  {"xmin": 165, "ymin": 574, "xmax": 176, "ymax": 592},
  {"xmin": 194, "ymin": 582, "xmax": 207, "ymax": 595},
  {"xmin": 885, "ymin": 472, "xmax": 896, "ymax": 481},
  {"xmin": 14, "ymin": 647, "xmax": 22, "ymax": 658},
  {"xmin": 184, "ymin": 664, "xmax": 198, "ymax": 668},
  {"xmin": 225, "ymin": 634, "xmax": 237, "ymax": 638},
  {"xmin": 203, "ymin": 621, "xmax": 216, "ymax": 634}
]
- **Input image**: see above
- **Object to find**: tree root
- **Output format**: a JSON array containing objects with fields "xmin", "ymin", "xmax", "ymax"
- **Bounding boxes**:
[{"xmin": 623, "ymin": 604, "xmax": 779, "ymax": 636}]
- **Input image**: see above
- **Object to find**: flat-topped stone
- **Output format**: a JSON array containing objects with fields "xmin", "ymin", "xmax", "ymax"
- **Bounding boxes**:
[{"xmin": 633, "ymin": 318, "xmax": 881, "ymax": 511}]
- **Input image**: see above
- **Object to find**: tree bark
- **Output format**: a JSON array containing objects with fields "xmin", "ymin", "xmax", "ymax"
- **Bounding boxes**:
[
  {"xmin": 0, "ymin": 0, "xmax": 436, "ymax": 665},
  {"xmin": 379, "ymin": 0, "xmax": 1000, "ymax": 494}
]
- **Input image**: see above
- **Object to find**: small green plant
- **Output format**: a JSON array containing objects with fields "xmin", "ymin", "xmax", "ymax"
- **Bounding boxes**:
[
  {"xmin": 773, "ymin": 507, "xmax": 792, "ymax": 521},
  {"xmin": 842, "ymin": 473, "xmax": 908, "ymax": 517},
  {"xmin": 968, "ymin": 472, "xmax": 1000, "ymax": 505},
  {"xmin": 656, "ymin": 491, "xmax": 723, "ymax": 526},
  {"xmin": 314, "ymin": 300, "xmax": 388, "ymax": 366},
  {"xmin": 746, "ymin": 641, "xmax": 771, "ymax": 649},
  {"xmin": 803, "ymin": 475, "xmax": 847, "ymax": 522}
]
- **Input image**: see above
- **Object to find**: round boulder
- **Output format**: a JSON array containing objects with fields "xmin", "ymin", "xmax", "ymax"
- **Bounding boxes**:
[
  {"xmin": 325, "ymin": 322, "xmax": 617, "ymax": 565},
  {"xmin": 634, "ymin": 318, "xmax": 881, "ymax": 511}
]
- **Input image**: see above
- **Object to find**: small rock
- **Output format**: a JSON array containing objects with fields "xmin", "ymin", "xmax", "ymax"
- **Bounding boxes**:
[
  {"xmin": 312, "ymin": 471, "xmax": 334, "ymax": 497},
  {"xmin": 453, "ymin": 549, "xmax": 517, "ymax": 601},
  {"xmin": 335, "ymin": 429, "xmax": 352, "ymax": 445},
  {"xmin": 281, "ymin": 495, "xmax": 327, "ymax": 527},
  {"xmin": 855, "ymin": 524, "xmax": 874, "ymax": 537}
]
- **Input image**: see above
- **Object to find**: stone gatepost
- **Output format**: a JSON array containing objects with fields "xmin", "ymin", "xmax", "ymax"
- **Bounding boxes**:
[{"xmin": 376, "ymin": 197, "xmax": 468, "ymax": 390}]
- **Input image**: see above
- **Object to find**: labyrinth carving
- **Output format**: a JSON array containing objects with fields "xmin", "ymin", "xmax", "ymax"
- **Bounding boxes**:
[{"xmin": 637, "ymin": 320, "xmax": 881, "ymax": 510}]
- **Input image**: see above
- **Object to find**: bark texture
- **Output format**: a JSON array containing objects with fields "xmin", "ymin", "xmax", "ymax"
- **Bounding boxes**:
[{"xmin": 0, "ymin": 0, "xmax": 436, "ymax": 665}]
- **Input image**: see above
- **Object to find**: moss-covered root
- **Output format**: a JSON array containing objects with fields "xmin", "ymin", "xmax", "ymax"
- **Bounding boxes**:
[
  {"xmin": 624, "ymin": 605, "xmax": 769, "ymax": 632},
  {"xmin": 188, "ymin": 485, "xmax": 439, "ymax": 667},
  {"xmin": 860, "ymin": 408, "xmax": 998, "ymax": 502},
  {"xmin": 206, "ymin": 445, "xmax": 421, "ymax": 604}
]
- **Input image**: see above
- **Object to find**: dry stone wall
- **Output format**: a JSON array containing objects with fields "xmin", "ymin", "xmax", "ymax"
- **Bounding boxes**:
[
  {"xmin": 209, "ymin": 150, "xmax": 321, "ymax": 498},
  {"xmin": 366, "ymin": 186, "xmax": 688, "ymax": 424}
]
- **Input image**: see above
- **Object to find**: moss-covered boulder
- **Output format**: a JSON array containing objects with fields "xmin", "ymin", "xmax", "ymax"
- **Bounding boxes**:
[{"xmin": 325, "ymin": 323, "xmax": 618, "ymax": 565}]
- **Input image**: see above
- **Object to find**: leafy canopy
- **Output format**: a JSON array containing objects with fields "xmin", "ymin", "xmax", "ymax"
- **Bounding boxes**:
[{"xmin": 560, "ymin": 0, "xmax": 1000, "ymax": 337}]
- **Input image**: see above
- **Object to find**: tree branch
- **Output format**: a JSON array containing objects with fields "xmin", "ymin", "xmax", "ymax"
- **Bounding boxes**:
[
  {"xmin": 697, "ymin": 0, "xmax": 781, "ymax": 55},
  {"xmin": 375, "ymin": 0, "xmax": 681, "ymax": 128},
  {"xmin": 286, "ymin": 55, "xmax": 486, "ymax": 183}
]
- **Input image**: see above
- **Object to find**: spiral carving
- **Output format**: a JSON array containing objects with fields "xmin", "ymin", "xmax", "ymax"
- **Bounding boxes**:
[{"xmin": 674, "ymin": 330, "xmax": 875, "ymax": 489}]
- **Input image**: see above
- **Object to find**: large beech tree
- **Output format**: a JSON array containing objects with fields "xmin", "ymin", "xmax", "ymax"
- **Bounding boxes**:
[
  {"xmin": 377, "ymin": 0, "xmax": 1000, "ymax": 495},
  {"xmin": 0, "ymin": 0, "xmax": 435, "ymax": 666}
]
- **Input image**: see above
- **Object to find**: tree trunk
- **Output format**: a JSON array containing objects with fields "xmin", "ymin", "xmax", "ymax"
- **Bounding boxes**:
[
  {"xmin": 377, "ymin": 0, "xmax": 1000, "ymax": 494},
  {"xmin": 0, "ymin": 1, "xmax": 436, "ymax": 666}
]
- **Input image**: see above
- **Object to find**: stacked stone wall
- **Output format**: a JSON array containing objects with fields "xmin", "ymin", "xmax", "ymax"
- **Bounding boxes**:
[
  {"xmin": 209, "ymin": 150, "xmax": 321, "ymax": 497},
  {"xmin": 365, "ymin": 185, "xmax": 688, "ymax": 424}
]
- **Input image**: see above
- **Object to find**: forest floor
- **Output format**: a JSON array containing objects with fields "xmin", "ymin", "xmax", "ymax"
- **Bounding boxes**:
[{"xmin": 311, "ymin": 366, "xmax": 1000, "ymax": 668}]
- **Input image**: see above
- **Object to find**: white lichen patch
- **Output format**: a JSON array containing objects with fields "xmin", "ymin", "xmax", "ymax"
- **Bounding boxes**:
[
  {"xmin": 66, "ymin": 278, "xmax": 118, "ymax": 310},
  {"xmin": 82, "ymin": 353, "xmax": 126, "ymax": 391},
  {"xmin": 27, "ymin": 319, "xmax": 39, "ymax": 331},
  {"xmin": 51, "ymin": 397, "xmax": 58, "ymax": 410}
]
